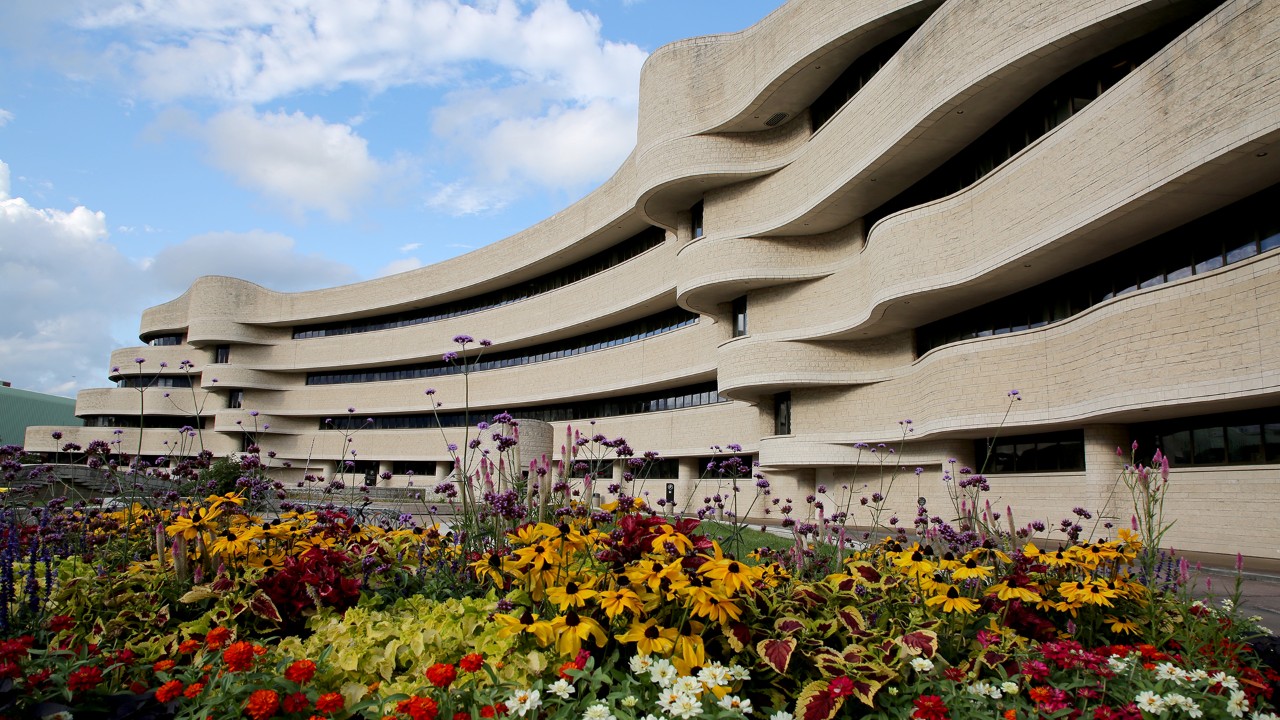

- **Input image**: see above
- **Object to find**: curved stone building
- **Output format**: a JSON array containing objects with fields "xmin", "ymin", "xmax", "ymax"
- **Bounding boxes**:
[{"xmin": 27, "ymin": 0, "xmax": 1280, "ymax": 562}]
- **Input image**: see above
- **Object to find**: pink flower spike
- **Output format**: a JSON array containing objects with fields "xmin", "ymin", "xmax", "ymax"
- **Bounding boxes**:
[{"xmin": 1236, "ymin": 553, "xmax": 1244, "ymax": 573}]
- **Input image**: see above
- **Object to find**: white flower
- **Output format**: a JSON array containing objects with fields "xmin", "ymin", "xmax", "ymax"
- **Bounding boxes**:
[
  {"xmin": 718, "ymin": 695, "xmax": 753, "ymax": 715},
  {"xmin": 699, "ymin": 664, "xmax": 732, "ymax": 690},
  {"xmin": 1227, "ymin": 690, "xmax": 1249, "ymax": 718},
  {"xmin": 728, "ymin": 664, "xmax": 751, "ymax": 681},
  {"xmin": 1212, "ymin": 672, "xmax": 1242, "ymax": 691},
  {"xmin": 584, "ymin": 703, "xmax": 615, "ymax": 720},
  {"xmin": 641, "ymin": 715, "xmax": 668, "ymax": 720},
  {"xmin": 547, "ymin": 679, "xmax": 575, "ymax": 700},
  {"xmin": 1165, "ymin": 693, "xmax": 1201, "ymax": 718},
  {"xmin": 622, "ymin": 696, "xmax": 639, "ymax": 708},
  {"xmin": 673, "ymin": 676, "xmax": 703, "ymax": 697},
  {"xmin": 1135, "ymin": 691, "xmax": 1166, "ymax": 714},
  {"xmin": 1108, "ymin": 656, "xmax": 1134, "ymax": 672},
  {"xmin": 650, "ymin": 658, "xmax": 678, "ymax": 688},
  {"xmin": 967, "ymin": 681, "xmax": 1000, "ymax": 699},
  {"xmin": 887, "ymin": 686, "xmax": 898, "ymax": 695},
  {"xmin": 672, "ymin": 694, "xmax": 702, "ymax": 720},
  {"xmin": 1000, "ymin": 681, "xmax": 1019, "ymax": 695},
  {"xmin": 1155, "ymin": 662, "xmax": 1185, "ymax": 683},
  {"xmin": 507, "ymin": 689, "xmax": 542, "ymax": 718},
  {"xmin": 910, "ymin": 657, "xmax": 934, "ymax": 673},
  {"xmin": 630, "ymin": 654, "xmax": 655, "ymax": 675},
  {"xmin": 657, "ymin": 690, "xmax": 683, "ymax": 716},
  {"xmin": 1251, "ymin": 712, "xmax": 1280, "ymax": 720},
  {"xmin": 769, "ymin": 712, "xmax": 794, "ymax": 720}
]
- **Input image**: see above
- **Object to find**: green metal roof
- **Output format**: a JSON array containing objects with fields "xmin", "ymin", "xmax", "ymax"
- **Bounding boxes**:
[{"xmin": 0, "ymin": 384, "xmax": 82, "ymax": 448}]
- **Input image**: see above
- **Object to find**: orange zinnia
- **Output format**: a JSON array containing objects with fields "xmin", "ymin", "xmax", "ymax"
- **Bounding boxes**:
[{"xmin": 245, "ymin": 689, "xmax": 279, "ymax": 720}]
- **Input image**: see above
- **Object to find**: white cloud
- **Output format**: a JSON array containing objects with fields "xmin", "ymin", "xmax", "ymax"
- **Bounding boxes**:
[
  {"xmin": 199, "ymin": 108, "xmax": 392, "ymax": 221},
  {"xmin": 0, "ymin": 109, "xmax": 13, "ymax": 127},
  {"xmin": 0, "ymin": 159, "xmax": 365, "ymax": 396},
  {"xmin": 376, "ymin": 257, "xmax": 422, "ymax": 276},
  {"xmin": 64, "ymin": 0, "xmax": 648, "ymax": 210},
  {"xmin": 148, "ymin": 230, "xmax": 359, "ymax": 293},
  {"xmin": 397, "ymin": 242, "xmax": 421, "ymax": 252},
  {"xmin": 0, "ymin": 159, "xmax": 145, "ymax": 396}
]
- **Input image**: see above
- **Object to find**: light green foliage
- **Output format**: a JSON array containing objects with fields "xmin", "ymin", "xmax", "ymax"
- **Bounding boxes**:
[{"xmin": 277, "ymin": 594, "xmax": 543, "ymax": 698}]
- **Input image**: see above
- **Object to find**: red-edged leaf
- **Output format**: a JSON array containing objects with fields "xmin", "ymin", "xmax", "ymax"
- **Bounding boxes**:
[
  {"xmin": 848, "ymin": 562, "xmax": 881, "ymax": 583},
  {"xmin": 250, "ymin": 592, "xmax": 282, "ymax": 623},
  {"xmin": 775, "ymin": 617, "xmax": 806, "ymax": 634},
  {"xmin": 792, "ymin": 587, "xmax": 824, "ymax": 608},
  {"xmin": 836, "ymin": 606, "xmax": 866, "ymax": 635},
  {"xmin": 845, "ymin": 676, "xmax": 883, "ymax": 707},
  {"xmin": 809, "ymin": 647, "xmax": 845, "ymax": 677},
  {"xmin": 726, "ymin": 622, "xmax": 750, "ymax": 653},
  {"xmin": 796, "ymin": 680, "xmax": 843, "ymax": 720},
  {"xmin": 840, "ymin": 645, "xmax": 866, "ymax": 664},
  {"xmin": 757, "ymin": 637, "xmax": 797, "ymax": 675},
  {"xmin": 897, "ymin": 630, "xmax": 938, "ymax": 658}
]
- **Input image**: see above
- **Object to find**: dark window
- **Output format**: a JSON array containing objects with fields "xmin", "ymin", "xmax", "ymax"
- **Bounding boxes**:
[
  {"xmin": 83, "ymin": 415, "xmax": 207, "ymax": 429},
  {"xmin": 306, "ymin": 308, "xmax": 696, "ymax": 385},
  {"xmin": 213, "ymin": 345, "xmax": 231, "ymax": 364},
  {"xmin": 322, "ymin": 382, "xmax": 729, "ymax": 430},
  {"xmin": 1133, "ymin": 407, "xmax": 1280, "ymax": 466},
  {"xmin": 916, "ymin": 182, "xmax": 1280, "ymax": 356},
  {"xmin": 638, "ymin": 458, "xmax": 680, "ymax": 478},
  {"xmin": 227, "ymin": 389, "xmax": 243, "ymax": 409},
  {"xmin": 975, "ymin": 430, "xmax": 1085, "ymax": 474},
  {"xmin": 145, "ymin": 333, "xmax": 186, "ymax": 346},
  {"xmin": 293, "ymin": 227, "xmax": 665, "ymax": 339},
  {"xmin": 116, "ymin": 375, "xmax": 194, "ymax": 389},
  {"xmin": 868, "ymin": 13, "xmax": 1212, "ymax": 229},
  {"xmin": 732, "ymin": 296, "xmax": 748, "ymax": 338},
  {"xmin": 391, "ymin": 460, "xmax": 437, "ymax": 476},
  {"xmin": 691, "ymin": 201, "xmax": 705, "ymax": 240},
  {"xmin": 774, "ymin": 392, "xmax": 792, "ymax": 435},
  {"xmin": 810, "ymin": 25, "xmax": 922, "ymax": 132}
]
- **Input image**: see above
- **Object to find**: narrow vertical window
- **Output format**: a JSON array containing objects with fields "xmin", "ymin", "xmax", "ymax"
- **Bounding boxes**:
[
  {"xmin": 691, "ymin": 201, "xmax": 704, "ymax": 239},
  {"xmin": 732, "ymin": 296, "xmax": 747, "ymax": 337},
  {"xmin": 774, "ymin": 392, "xmax": 792, "ymax": 435},
  {"xmin": 227, "ymin": 389, "xmax": 243, "ymax": 409},
  {"xmin": 214, "ymin": 345, "xmax": 231, "ymax": 364}
]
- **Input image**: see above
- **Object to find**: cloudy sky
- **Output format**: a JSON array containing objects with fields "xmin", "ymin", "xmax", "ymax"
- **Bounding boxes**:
[{"xmin": 0, "ymin": 0, "xmax": 780, "ymax": 396}]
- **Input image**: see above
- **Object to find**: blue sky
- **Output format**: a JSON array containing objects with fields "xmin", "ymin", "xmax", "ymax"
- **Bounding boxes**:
[{"xmin": 0, "ymin": 0, "xmax": 782, "ymax": 396}]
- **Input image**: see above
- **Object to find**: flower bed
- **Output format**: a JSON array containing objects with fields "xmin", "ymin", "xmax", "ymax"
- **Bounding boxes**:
[{"xmin": 1, "ymin": 386, "xmax": 1277, "ymax": 719}]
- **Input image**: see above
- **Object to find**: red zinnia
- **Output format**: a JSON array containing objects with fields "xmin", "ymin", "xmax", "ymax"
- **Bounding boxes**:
[
  {"xmin": 316, "ymin": 692, "xmax": 345, "ymax": 713},
  {"xmin": 397, "ymin": 696, "xmax": 440, "ymax": 720},
  {"xmin": 283, "ymin": 692, "xmax": 311, "ymax": 714},
  {"xmin": 455, "ymin": 712, "xmax": 473, "ymax": 720},
  {"xmin": 459, "ymin": 653, "xmax": 484, "ymax": 673},
  {"xmin": 155, "ymin": 680, "xmax": 184, "ymax": 703},
  {"xmin": 285, "ymin": 659, "xmax": 317, "ymax": 684},
  {"xmin": 425, "ymin": 662, "xmax": 457, "ymax": 689},
  {"xmin": 205, "ymin": 627, "xmax": 231, "ymax": 650},
  {"xmin": 479, "ymin": 703, "xmax": 507, "ymax": 718},
  {"xmin": 153, "ymin": 659, "xmax": 177, "ymax": 674},
  {"xmin": 828, "ymin": 676, "xmax": 854, "ymax": 699},
  {"xmin": 245, "ymin": 689, "xmax": 280, "ymax": 720},
  {"xmin": 912, "ymin": 694, "xmax": 949, "ymax": 720},
  {"xmin": 48, "ymin": 615, "xmax": 75, "ymax": 632},
  {"xmin": 183, "ymin": 682, "xmax": 205, "ymax": 699},
  {"xmin": 222, "ymin": 641, "xmax": 257, "ymax": 672},
  {"xmin": 67, "ymin": 665, "xmax": 104, "ymax": 693}
]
